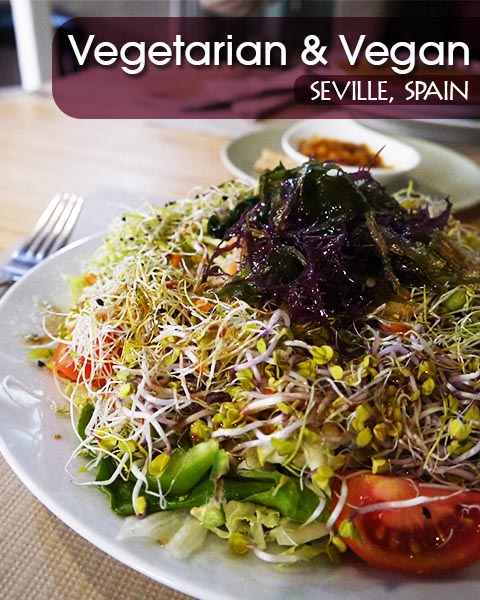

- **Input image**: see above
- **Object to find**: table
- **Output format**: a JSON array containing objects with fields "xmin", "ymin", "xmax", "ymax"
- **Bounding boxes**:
[
  {"xmin": 0, "ymin": 91, "xmax": 235, "ymax": 254},
  {"xmin": 1, "ymin": 89, "xmax": 479, "ymax": 600}
]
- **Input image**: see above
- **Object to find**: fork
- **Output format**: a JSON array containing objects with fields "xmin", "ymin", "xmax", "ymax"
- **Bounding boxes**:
[{"xmin": 0, "ymin": 192, "xmax": 84, "ymax": 290}]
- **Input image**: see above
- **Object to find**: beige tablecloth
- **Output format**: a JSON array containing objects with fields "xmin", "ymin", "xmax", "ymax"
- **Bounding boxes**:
[{"xmin": 0, "ymin": 456, "xmax": 194, "ymax": 600}]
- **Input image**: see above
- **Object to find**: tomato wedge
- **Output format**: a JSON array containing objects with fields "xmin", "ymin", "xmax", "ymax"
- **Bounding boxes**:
[
  {"xmin": 52, "ymin": 338, "xmax": 116, "ymax": 387},
  {"xmin": 53, "ymin": 343, "xmax": 85, "ymax": 381},
  {"xmin": 334, "ymin": 474, "xmax": 480, "ymax": 575}
]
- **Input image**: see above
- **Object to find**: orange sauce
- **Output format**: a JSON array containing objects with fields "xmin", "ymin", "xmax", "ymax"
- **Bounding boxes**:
[{"xmin": 296, "ymin": 136, "xmax": 388, "ymax": 168}]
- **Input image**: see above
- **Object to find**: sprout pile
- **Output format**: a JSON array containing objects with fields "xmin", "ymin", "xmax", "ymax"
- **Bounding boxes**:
[{"xmin": 41, "ymin": 162, "xmax": 480, "ymax": 563}]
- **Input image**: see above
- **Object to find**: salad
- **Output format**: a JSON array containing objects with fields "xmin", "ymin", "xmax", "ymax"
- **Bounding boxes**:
[{"xmin": 38, "ymin": 162, "xmax": 480, "ymax": 575}]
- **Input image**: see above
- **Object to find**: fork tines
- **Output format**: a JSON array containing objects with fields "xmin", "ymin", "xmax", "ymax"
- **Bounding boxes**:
[{"xmin": 14, "ymin": 192, "xmax": 84, "ymax": 264}]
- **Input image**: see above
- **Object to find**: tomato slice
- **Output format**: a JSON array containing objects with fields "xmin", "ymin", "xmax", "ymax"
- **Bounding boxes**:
[
  {"xmin": 334, "ymin": 474, "xmax": 480, "ymax": 575},
  {"xmin": 52, "ymin": 339, "xmax": 116, "ymax": 387}
]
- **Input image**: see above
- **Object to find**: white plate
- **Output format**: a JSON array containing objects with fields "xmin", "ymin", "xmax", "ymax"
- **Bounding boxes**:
[
  {"xmin": 222, "ymin": 125, "xmax": 480, "ymax": 211},
  {"xmin": 0, "ymin": 238, "xmax": 480, "ymax": 600}
]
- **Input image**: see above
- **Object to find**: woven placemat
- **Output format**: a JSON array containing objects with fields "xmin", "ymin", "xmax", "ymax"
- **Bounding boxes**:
[{"xmin": 0, "ymin": 456, "xmax": 195, "ymax": 600}]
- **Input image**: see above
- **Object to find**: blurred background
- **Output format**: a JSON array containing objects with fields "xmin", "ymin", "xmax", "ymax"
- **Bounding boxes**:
[
  {"xmin": 2, "ymin": 0, "xmax": 466, "ymax": 91},
  {"xmin": 1, "ymin": 0, "xmax": 178, "ymax": 89}
]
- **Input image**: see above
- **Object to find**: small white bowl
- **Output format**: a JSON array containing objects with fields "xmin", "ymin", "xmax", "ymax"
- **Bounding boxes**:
[{"xmin": 281, "ymin": 119, "xmax": 421, "ymax": 186}]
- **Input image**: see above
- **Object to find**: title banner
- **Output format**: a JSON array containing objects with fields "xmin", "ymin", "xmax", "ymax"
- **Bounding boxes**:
[{"xmin": 52, "ymin": 16, "xmax": 480, "ymax": 119}]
